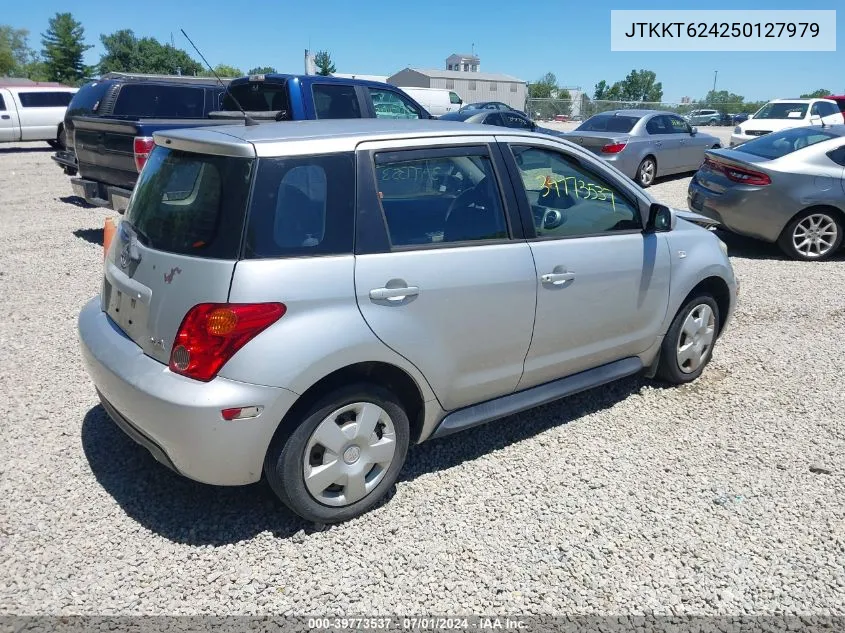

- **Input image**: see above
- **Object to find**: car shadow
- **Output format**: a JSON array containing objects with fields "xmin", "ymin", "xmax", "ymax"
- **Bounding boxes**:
[
  {"xmin": 716, "ymin": 230, "xmax": 785, "ymax": 260},
  {"xmin": 0, "ymin": 145, "xmax": 53, "ymax": 154},
  {"xmin": 73, "ymin": 228, "xmax": 104, "ymax": 246},
  {"xmin": 60, "ymin": 195, "xmax": 96, "ymax": 209},
  {"xmin": 81, "ymin": 375, "xmax": 643, "ymax": 545}
]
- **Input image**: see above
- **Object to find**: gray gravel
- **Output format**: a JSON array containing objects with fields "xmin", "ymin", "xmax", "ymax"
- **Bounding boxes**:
[{"xmin": 1, "ymin": 142, "xmax": 844, "ymax": 616}]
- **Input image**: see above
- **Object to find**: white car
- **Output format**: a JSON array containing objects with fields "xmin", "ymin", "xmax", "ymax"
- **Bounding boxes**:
[
  {"xmin": 397, "ymin": 87, "xmax": 463, "ymax": 117},
  {"xmin": 730, "ymin": 98, "xmax": 844, "ymax": 147},
  {"xmin": 0, "ymin": 84, "xmax": 78, "ymax": 148}
]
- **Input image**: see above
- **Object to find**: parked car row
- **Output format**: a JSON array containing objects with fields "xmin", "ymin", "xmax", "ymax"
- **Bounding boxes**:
[
  {"xmin": 0, "ymin": 84, "xmax": 77, "ymax": 147},
  {"xmin": 64, "ymin": 74, "xmax": 738, "ymax": 523},
  {"xmin": 730, "ymin": 98, "xmax": 844, "ymax": 147}
]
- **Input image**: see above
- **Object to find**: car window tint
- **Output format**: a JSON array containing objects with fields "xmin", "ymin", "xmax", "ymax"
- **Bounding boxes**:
[
  {"xmin": 509, "ymin": 145, "xmax": 641, "ymax": 238},
  {"xmin": 503, "ymin": 113, "xmax": 532, "ymax": 129},
  {"xmin": 245, "ymin": 153, "xmax": 355, "ymax": 258},
  {"xmin": 113, "ymin": 84, "xmax": 205, "ymax": 118},
  {"xmin": 374, "ymin": 151, "xmax": 508, "ymax": 247},
  {"xmin": 66, "ymin": 81, "xmax": 110, "ymax": 117},
  {"xmin": 18, "ymin": 91, "xmax": 74, "ymax": 107},
  {"xmin": 485, "ymin": 112, "xmax": 504, "ymax": 126},
  {"xmin": 0, "ymin": 94, "xmax": 5, "ymax": 111},
  {"xmin": 576, "ymin": 114, "xmax": 639, "ymax": 133},
  {"xmin": 368, "ymin": 88, "xmax": 421, "ymax": 119},
  {"xmin": 646, "ymin": 116, "xmax": 668, "ymax": 135},
  {"xmin": 827, "ymin": 145, "xmax": 845, "ymax": 166},
  {"xmin": 736, "ymin": 127, "xmax": 839, "ymax": 159},
  {"xmin": 668, "ymin": 116, "xmax": 690, "ymax": 133},
  {"xmin": 224, "ymin": 82, "xmax": 289, "ymax": 113},
  {"xmin": 312, "ymin": 84, "xmax": 362, "ymax": 119},
  {"xmin": 449, "ymin": 92, "xmax": 462, "ymax": 104}
]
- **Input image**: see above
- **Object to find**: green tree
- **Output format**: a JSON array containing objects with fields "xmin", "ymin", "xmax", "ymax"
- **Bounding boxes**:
[
  {"xmin": 593, "ymin": 79, "xmax": 609, "ymax": 101},
  {"xmin": 199, "ymin": 64, "xmax": 242, "ymax": 78},
  {"xmin": 0, "ymin": 26, "xmax": 36, "ymax": 76},
  {"xmin": 99, "ymin": 30, "xmax": 202, "ymax": 76},
  {"xmin": 616, "ymin": 69, "xmax": 662, "ymax": 102},
  {"xmin": 702, "ymin": 89, "xmax": 746, "ymax": 113},
  {"xmin": 314, "ymin": 50, "xmax": 335, "ymax": 76},
  {"xmin": 800, "ymin": 88, "xmax": 831, "ymax": 98},
  {"xmin": 41, "ymin": 13, "xmax": 91, "ymax": 83},
  {"xmin": 528, "ymin": 72, "xmax": 558, "ymax": 99},
  {"xmin": 248, "ymin": 65, "xmax": 277, "ymax": 75}
]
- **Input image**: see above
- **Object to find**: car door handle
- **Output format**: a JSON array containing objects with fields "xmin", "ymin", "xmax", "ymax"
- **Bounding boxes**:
[
  {"xmin": 1, "ymin": 115, "xmax": 9, "ymax": 120},
  {"xmin": 369, "ymin": 286, "xmax": 420, "ymax": 301},
  {"xmin": 654, "ymin": 141, "xmax": 662, "ymax": 146},
  {"xmin": 541, "ymin": 272, "xmax": 576, "ymax": 284}
]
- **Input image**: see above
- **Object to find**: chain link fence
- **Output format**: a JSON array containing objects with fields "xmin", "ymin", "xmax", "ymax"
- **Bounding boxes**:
[{"xmin": 526, "ymin": 98, "xmax": 757, "ymax": 124}]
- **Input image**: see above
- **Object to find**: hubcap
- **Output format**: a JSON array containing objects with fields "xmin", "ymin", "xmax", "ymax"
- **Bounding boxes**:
[
  {"xmin": 303, "ymin": 402, "xmax": 397, "ymax": 507},
  {"xmin": 792, "ymin": 214, "xmax": 838, "ymax": 258},
  {"xmin": 676, "ymin": 304, "xmax": 716, "ymax": 374},
  {"xmin": 640, "ymin": 160, "xmax": 655, "ymax": 184}
]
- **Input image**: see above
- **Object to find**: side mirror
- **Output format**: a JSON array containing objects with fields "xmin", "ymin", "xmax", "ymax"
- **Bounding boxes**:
[
  {"xmin": 645, "ymin": 203, "xmax": 673, "ymax": 232},
  {"xmin": 690, "ymin": 126, "xmax": 698, "ymax": 135}
]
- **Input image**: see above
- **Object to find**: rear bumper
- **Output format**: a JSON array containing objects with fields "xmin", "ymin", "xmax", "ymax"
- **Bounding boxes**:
[
  {"xmin": 70, "ymin": 178, "xmax": 132, "ymax": 213},
  {"xmin": 78, "ymin": 297, "xmax": 299, "ymax": 486},
  {"xmin": 687, "ymin": 178, "xmax": 782, "ymax": 243},
  {"xmin": 51, "ymin": 150, "xmax": 77, "ymax": 172}
]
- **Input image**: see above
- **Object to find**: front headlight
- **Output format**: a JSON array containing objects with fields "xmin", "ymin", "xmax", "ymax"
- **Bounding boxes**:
[{"xmin": 733, "ymin": 126, "xmax": 741, "ymax": 134}]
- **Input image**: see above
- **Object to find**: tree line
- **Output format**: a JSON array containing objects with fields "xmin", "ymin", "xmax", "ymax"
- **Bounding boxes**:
[{"xmin": 0, "ymin": 12, "xmax": 338, "ymax": 84}]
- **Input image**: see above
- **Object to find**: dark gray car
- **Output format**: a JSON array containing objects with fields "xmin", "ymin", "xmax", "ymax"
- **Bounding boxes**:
[
  {"xmin": 688, "ymin": 125, "xmax": 845, "ymax": 261},
  {"xmin": 566, "ymin": 110, "xmax": 722, "ymax": 187}
]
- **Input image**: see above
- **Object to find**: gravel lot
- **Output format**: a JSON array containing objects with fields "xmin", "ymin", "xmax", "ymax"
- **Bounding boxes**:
[{"xmin": 1, "ymin": 141, "xmax": 843, "ymax": 617}]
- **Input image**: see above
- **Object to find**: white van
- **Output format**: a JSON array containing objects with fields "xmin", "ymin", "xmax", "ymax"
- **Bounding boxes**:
[
  {"xmin": 730, "ymin": 98, "xmax": 844, "ymax": 147},
  {"xmin": 0, "ymin": 85, "xmax": 78, "ymax": 148},
  {"xmin": 397, "ymin": 87, "xmax": 463, "ymax": 117}
]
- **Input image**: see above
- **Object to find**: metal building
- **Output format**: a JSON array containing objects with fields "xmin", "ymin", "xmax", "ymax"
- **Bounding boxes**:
[{"xmin": 388, "ymin": 68, "xmax": 528, "ymax": 111}]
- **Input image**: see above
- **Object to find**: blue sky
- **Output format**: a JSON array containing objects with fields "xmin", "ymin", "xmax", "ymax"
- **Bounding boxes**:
[{"xmin": 5, "ymin": 0, "xmax": 843, "ymax": 102}]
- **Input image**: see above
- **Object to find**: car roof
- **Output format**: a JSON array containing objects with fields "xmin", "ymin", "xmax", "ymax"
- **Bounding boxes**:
[
  {"xmin": 0, "ymin": 85, "xmax": 77, "ymax": 92},
  {"xmin": 768, "ymin": 98, "xmax": 835, "ymax": 103},
  {"xmin": 155, "ymin": 119, "xmax": 544, "ymax": 158},
  {"xmin": 588, "ymin": 109, "xmax": 664, "ymax": 117}
]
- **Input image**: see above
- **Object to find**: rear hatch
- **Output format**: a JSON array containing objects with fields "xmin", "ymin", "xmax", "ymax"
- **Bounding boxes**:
[{"xmin": 103, "ymin": 142, "xmax": 255, "ymax": 364}]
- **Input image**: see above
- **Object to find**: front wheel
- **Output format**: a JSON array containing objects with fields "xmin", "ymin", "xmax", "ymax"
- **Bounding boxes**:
[
  {"xmin": 264, "ymin": 383, "xmax": 410, "ymax": 523},
  {"xmin": 656, "ymin": 295, "xmax": 720, "ymax": 384},
  {"xmin": 777, "ymin": 209, "xmax": 843, "ymax": 261},
  {"xmin": 635, "ymin": 157, "xmax": 656, "ymax": 188}
]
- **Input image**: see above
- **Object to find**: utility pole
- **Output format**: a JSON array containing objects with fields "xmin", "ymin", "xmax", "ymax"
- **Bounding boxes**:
[{"xmin": 712, "ymin": 70, "xmax": 718, "ymax": 95}]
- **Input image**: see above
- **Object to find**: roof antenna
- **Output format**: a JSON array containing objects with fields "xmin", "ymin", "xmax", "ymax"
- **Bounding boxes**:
[{"xmin": 180, "ymin": 28, "xmax": 259, "ymax": 127}]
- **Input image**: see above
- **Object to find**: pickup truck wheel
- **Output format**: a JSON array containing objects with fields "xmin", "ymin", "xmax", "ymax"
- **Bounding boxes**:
[
  {"xmin": 57, "ymin": 126, "xmax": 67, "ymax": 149},
  {"xmin": 264, "ymin": 382, "xmax": 410, "ymax": 523},
  {"xmin": 656, "ymin": 295, "xmax": 720, "ymax": 384}
]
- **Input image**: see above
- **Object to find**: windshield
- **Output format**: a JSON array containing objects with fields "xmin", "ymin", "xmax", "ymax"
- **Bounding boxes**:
[
  {"xmin": 753, "ymin": 102, "xmax": 808, "ymax": 120},
  {"xmin": 126, "ymin": 147, "xmax": 254, "ymax": 258},
  {"xmin": 735, "ymin": 127, "xmax": 839, "ymax": 160},
  {"xmin": 575, "ymin": 114, "xmax": 640, "ymax": 133}
]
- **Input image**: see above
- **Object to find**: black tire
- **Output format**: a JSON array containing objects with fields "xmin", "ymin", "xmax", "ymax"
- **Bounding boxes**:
[
  {"xmin": 264, "ymin": 382, "xmax": 410, "ymax": 523},
  {"xmin": 47, "ymin": 140, "xmax": 59, "ymax": 150},
  {"xmin": 656, "ymin": 294, "xmax": 720, "ymax": 385},
  {"xmin": 709, "ymin": 119, "xmax": 717, "ymax": 126},
  {"xmin": 777, "ymin": 208, "xmax": 843, "ymax": 262},
  {"xmin": 635, "ymin": 156, "xmax": 657, "ymax": 188},
  {"xmin": 57, "ymin": 126, "xmax": 67, "ymax": 150}
]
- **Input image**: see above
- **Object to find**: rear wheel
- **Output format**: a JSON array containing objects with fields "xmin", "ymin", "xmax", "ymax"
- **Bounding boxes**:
[
  {"xmin": 709, "ymin": 119, "xmax": 718, "ymax": 126},
  {"xmin": 777, "ymin": 209, "xmax": 843, "ymax": 261},
  {"xmin": 264, "ymin": 383, "xmax": 410, "ymax": 523},
  {"xmin": 635, "ymin": 156, "xmax": 657, "ymax": 187},
  {"xmin": 656, "ymin": 295, "xmax": 720, "ymax": 384}
]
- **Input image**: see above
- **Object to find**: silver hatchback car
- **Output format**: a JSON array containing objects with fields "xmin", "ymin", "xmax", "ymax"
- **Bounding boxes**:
[{"xmin": 78, "ymin": 119, "xmax": 737, "ymax": 523}]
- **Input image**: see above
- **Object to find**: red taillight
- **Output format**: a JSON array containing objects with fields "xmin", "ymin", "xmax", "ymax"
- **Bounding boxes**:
[
  {"xmin": 600, "ymin": 142, "xmax": 627, "ymax": 154},
  {"xmin": 704, "ymin": 157, "xmax": 771, "ymax": 186},
  {"xmin": 133, "ymin": 136, "xmax": 155, "ymax": 172},
  {"xmin": 169, "ymin": 303, "xmax": 286, "ymax": 382}
]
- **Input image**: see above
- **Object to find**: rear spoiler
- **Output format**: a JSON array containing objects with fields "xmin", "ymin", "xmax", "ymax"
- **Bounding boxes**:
[{"xmin": 673, "ymin": 209, "xmax": 720, "ymax": 230}]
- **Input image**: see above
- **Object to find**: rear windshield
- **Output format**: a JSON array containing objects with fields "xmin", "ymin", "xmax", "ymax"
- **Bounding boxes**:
[
  {"xmin": 113, "ymin": 84, "xmax": 206, "ymax": 118},
  {"xmin": 67, "ymin": 80, "xmax": 111, "ymax": 117},
  {"xmin": 575, "ymin": 114, "xmax": 640, "ymax": 133},
  {"xmin": 754, "ymin": 102, "xmax": 808, "ymax": 120},
  {"xmin": 223, "ymin": 81, "xmax": 290, "ymax": 113},
  {"xmin": 125, "ymin": 147, "xmax": 254, "ymax": 258},
  {"xmin": 735, "ymin": 127, "xmax": 840, "ymax": 160}
]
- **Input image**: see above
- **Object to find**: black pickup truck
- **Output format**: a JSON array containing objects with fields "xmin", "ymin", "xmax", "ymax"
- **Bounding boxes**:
[{"xmin": 63, "ymin": 73, "xmax": 431, "ymax": 212}]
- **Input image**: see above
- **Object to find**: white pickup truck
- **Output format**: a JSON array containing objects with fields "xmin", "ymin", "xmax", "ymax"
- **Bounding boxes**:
[{"xmin": 0, "ymin": 85, "xmax": 78, "ymax": 149}]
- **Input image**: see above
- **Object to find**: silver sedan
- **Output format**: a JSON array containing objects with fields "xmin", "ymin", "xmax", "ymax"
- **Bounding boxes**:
[
  {"xmin": 688, "ymin": 125, "xmax": 845, "ymax": 261},
  {"xmin": 565, "ymin": 110, "xmax": 722, "ymax": 187}
]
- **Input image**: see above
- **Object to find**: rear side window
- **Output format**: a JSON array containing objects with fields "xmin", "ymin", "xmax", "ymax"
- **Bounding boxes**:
[
  {"xmin": 0, "ymin": 95, "xmax": 5, "ymax": 111},
  {"xmin": 126, "ymin": 147, "xmax": 254, "ymax": 258},
  {"xmin": 374, "ymin": 148, "xmax": 508, "ymax": 247},
  {"xmin": 736, "ymin": 127, "xmax": 839, "ymax": 159},
  {"xmin": 18, "ymin": 91, "xmax": 74, "ymax": 107},
  {"xmin": 244, "ymin": 153, "xmax": 355, "ymax": 258},
  {"xmin": 113, "ymin": 84, "xmax": 205, "ymax": 118},
  {"xmin": 312, "ymin": 84, "xmax": 362, "ymax": 119},
  {"xmin": 67, "ymin": 81, "xmax": 111, "ymax": 117}
]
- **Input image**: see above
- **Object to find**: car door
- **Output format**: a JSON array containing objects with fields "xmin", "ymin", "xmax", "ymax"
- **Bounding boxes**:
[
  {"xmin": 669, "ymin": 115, "xmax": 706, "ymax": 170},
  {"xmin": 0, "ymin": 90, "xmax": 21, "ymax": 142},
  {"xmin": 499, "ymin": 136, "xmax": 671, "ymax": 389},
  {"xmin": 644, "ymin": 115, "xmax": 681, "ymax": 173},
  {"xmin": 354, "ymin": 138, "xmax": 537, "ymax": 411}
]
